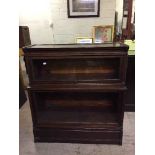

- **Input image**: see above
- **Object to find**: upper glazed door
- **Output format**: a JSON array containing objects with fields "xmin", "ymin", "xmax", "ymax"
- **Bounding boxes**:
[{"xmin": 26, "ymin": 56, "xmax": 126, "ymax": 84}]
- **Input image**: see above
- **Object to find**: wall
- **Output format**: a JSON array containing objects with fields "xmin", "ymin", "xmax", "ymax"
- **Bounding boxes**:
[
  {"xmin": 115, "ymin": 0, "xmax": 123, "ymax": 33},
  {"xmin": 19, "ymin": 0, "xmax": 116, "ymax": 44},
  {"xmin": 19, "ymin": 0, "xmax": 53, "ymax": 44}
]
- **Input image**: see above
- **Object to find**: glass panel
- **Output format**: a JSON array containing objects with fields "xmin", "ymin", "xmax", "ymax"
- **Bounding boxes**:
[
  {"xmin": 32, "ymin": 58, "xmax": 120, "ymax": 82},
  {"xmin": 34, "ymin": 92, "xmax": 119, "ymax": 126}
]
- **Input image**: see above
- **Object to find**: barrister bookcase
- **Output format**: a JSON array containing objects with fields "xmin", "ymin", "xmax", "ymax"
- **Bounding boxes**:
[{"xmin": 23, "ymin": 43, "xmax": 128, "ymax": 144}]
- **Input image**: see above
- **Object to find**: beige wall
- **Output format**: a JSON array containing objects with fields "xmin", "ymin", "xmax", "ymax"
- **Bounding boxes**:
[
  {"xmin": 19, "ymin": 0, "xmax": 116, "ymax": 44},
  {"xmin": 116, "ymin": 0, "xmax": 123, "ymax": 33}
]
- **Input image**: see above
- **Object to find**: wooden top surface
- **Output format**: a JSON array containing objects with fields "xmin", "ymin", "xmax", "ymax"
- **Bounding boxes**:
[{"xmin": 23, "ymin": 43, "xmax": 129, "ymax": 52}]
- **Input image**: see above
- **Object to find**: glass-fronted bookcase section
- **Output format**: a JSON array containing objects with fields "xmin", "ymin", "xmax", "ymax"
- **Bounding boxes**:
[{"xmin": 29, "ymin": 58, "xmax": 122, "ymax": 83}]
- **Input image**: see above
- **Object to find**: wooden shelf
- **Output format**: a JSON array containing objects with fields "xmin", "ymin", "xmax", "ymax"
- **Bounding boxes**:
[
  {"xmin": 49, "ymin": 66, "xmax": 115, "ymax": 74},
  {"xmin": 33, "ymin": 58, "xmax": 120, "ymax": 82},
  {"xmin": 38, "ymin": 66, "xmax": 117, "ymax": 81},
  {"xmin": 37, "ymin": 92, "xmax": 117, "ymax": 111},
  {"xmin": 37, "ymin": 110, "xmax": 119, "ymax": 128},
  {"xmin": 44, "ymin": 99, "xmax": 114, "ymax": 110}
]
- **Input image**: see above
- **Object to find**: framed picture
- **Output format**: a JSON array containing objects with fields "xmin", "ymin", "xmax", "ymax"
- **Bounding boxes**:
[
  {"xmin": 76, "ymin": 37, "xmax": 93, "ymax": 44},
  {"xmin": 67, "ymin": 0, "xmax": 100, "ymax": 18},
  {"xmin": 93, "ymin": 25, "xmax": 114, "ymax": 43}
]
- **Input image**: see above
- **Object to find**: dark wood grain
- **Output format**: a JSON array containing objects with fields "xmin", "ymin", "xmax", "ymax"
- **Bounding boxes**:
[
  {"xmin": 34, "ymin": 128, "xmax": 122, "ymax": 144},
  {"xmin": 124, "ymin": 55, "xmax": 135, "ymax": 111},
  {"xmin": 23, "ymin": 43, "xmax": 128, "ymax": 144}
]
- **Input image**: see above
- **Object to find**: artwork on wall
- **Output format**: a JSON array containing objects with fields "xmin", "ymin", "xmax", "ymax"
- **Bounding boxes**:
[
  {"xmin": 67, "ymin": 0, "xmax": 100, "ymax": 18},
  {"xmin": 93, "ymin": 25, "xmax": 114, "ymax": 43}
]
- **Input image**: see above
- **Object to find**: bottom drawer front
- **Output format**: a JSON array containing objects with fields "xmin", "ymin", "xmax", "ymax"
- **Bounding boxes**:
[{"xmin": 34, "ymin": 128, "xmax": 122, "ymax": 144}]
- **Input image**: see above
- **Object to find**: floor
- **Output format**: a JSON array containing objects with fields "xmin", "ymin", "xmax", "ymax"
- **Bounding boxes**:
[{"xmin": 19, "ymin": 99, "xmax": 135, "ymax": 155}]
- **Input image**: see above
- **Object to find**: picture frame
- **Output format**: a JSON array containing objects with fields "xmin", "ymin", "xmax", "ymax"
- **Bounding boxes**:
[
  {"xmin": 93, "ymin": 25, "xmax": 114, "ymax": 43},
  {"xmin": 67, "ymin": 0, "xmax": 100, "ymax": 18},
  {"xmin": 76, "ymin": 37, "xmax": 93, "ymax": 44}
]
